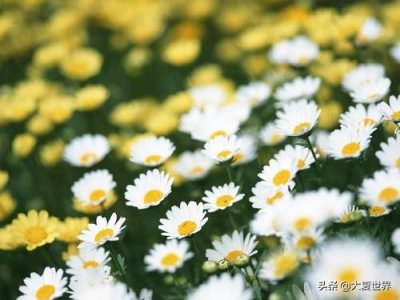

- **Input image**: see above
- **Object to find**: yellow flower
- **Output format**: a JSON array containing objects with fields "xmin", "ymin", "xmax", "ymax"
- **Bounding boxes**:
[
  {"xmin": 60, "ymin": 48, "xmax": 103, "ymax": 80},
  {"xmin": 0, "ymin": 225, "xmax": 20, "ymax": 251},
  {"xmin": 242, "ymin": 54, "xmax": 269, "ymax": 77},
  {"xmin": 39, "ymin": 96, "xmax": 74, "ymax": 124},
  {"xmin": 33, "ymin": 42, "xmax": 69, "ymax": 69},
  {"xmin": 39, "ymin": 140, "xmax": 65, "ymax": 167},
  {"xmin": 110, "ymin": 99, "xmax": 157, "ymax": 127},
  {"xmin": 163, "ymin": 92, "xmax": 193, "ymax": 115},
  {"xmin": 57, "ymin": 217, "xmax": 89, "ymax": 243},
  {"xmin": 238, "ymin": 25, "xmax": 270, "ymax": 51},
  {"xmin": 187, "ymin": 64, "xmax": 223, "ymax": 87},
  {"xmin": 11, "ymin": 210, "xmax": 59, "ymax": 251},
  {"xmin": 145, "ymin": 109, "xmax": 179, "ymax": 135},
  {"xmin": 13, "ymin": 133, "xmax": 36, "ymax": 158},
  {"xmin": 0, "ymin": 191, "xmax": 16, "ymax": 221},
  {"xmin": 27, "ymin": 114, "xmax": 53, "ymax": 136},
  {"xmin": 162, "ymin": 157, "xmax": 184, "ymax": 187},
  {"xmin": 62, "ymin": 243, "xmax": 79, "ymax": 261},
  {"xmin": 123, "ymin": 47, "xmax": 152, "ymax": 75},
  {"xmin": 73, "ymin": 190, "xmax": 117, "ymax": 214},
  {"xmin": 183, "ymin": 0, "xmax": 216, "ymax": 19},
  {"xmin": 74, "ymin": 85, "xmax": 109, "ymax": 111},
  {"xmin": 162, "ymin": 39, "xmax": 200, "ymax": 66},
  {"xmin": 215, "ymin": 39, "xmax": 241, "ymax": 63},
  {"xmin": 4, "ymin": 97, "xmax": 36, "ymax": 123},
  {"xmin": 280, "ymin": 5, "xmax": 310, "ymax": 22},
  {"xmin": 0, "ymin": 170, "xmax": 8, "ymax": 190},
  {"xmin": 127, "ymin": 18, "xmax": 164, "ymax": 45},
  {"xmin": 311, "ymin": 59, "xmax": 355, "ymax": 86},
  {"xmin": 318, "ymin": 102, "xmax": 343, "ymax": 130}
]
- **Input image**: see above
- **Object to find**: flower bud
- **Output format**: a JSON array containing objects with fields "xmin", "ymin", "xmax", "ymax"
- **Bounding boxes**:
[{"xmin": 202, "ymin": 260, "xmax": 218, "ymax": 273}]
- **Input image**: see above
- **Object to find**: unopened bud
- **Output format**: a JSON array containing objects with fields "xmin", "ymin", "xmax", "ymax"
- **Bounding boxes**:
[
  {"xmin": 217, "ymin": 258, "xmax": 231, "ymax": 270},
  {"xmin": 233, "ymin": 254, "xmax": 250, "ymax": 267},
  {"xmin": 202, "ymin": 260, "xmax": 218, "ymax": 273}
]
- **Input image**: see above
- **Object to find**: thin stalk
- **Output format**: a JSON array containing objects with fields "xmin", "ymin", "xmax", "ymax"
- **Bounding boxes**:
[
  {"xmin": 304, "ymin": 136, "xmax": 322, "ymax": 174},
  {"xmin": 225, "ymin": 165, "xmax": 234, "ymax": 182},
  {"xmin": 107, "ymin": 243, "xmax": 128, "ymax": 283}
]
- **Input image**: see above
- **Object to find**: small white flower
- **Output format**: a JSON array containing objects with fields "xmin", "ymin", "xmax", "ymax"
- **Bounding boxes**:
[
  {"xmin": 66, "ymin": 247, "xmax": 110, "ymax": 276},
  {"xmin": 357, "ymin": 17, "xmax": 382, "ymax": 43},
  {"xmin": 231, "ymin": 134, "xmax": 257, "ymax": 166},
  {"xmin": 125, "ymin": 169, "xmax": 173, "ymax": 209},
  {"xmin": 144, "ymin": 239, "xmax": 193, "ymax": 273},
  {"xmin": 376, "ymin": 135, "xmax": 400, "ymax": 169},
  {"xmin": 250, "ymin": 181, "xmax": 291, "ymax": 209},
  {"xmin": 282, "ymin": 228, "xmax": 325, "ymax": 252},
  {"xmin": 274, "ymin": 76, "xmax": 321, "ymax": 104},
  {"xmin": 173, "ymin": 150, "xmax": 214, "ymax": 180},
  {"xmin": 236, "ymin": 81, "xmax": 271, "ymax": 107},
  {"xmin": 64, "ymin": 134, "xmax": 110, "ymax": 167},
  {"xmin": 378, "ymin": 95, "xmax": 400, "ymax": 122},
  {"xmin": 18, "ymin": 267, "xmax": 67, "ymax": 300},
  {"xmin": 259, "ymin": 122, "xmax": 286, "ymax": 146},
  {"xmin": 286, "ymin": 36, "xmax": 319, "ymax": 66},
  {"xmin": 390, "ymin": 43, "xmax": 400, "ymax": 63},
  {"xmin": 159, "ymin": 201, "xmax": 208, "ymax": 239},
  {"xmin": 258, "ymin": 158, "xmax": 297, "ymax": 189},
  {"xmin": 274, "ymin": 144, "xmax": 316, "ymax": 172},
  {"xmin": 342, "ymin": 64, "xmax": 385, "ymax": 92},
  {"xmin": 250, "ymin": 208, "xmax": 281, "ymax": 237},
  {"xmin": 130, "ymin": 136, "xmax": 175, "ymax": 167},
  {"xmin": 70, "ymin": 281, "xmax": 137, "ymax": 300},
  {"xmin": 72, "ymin": 170, "xmax": 116, "ymax": 206},
  {"xmin": 349, "ymin": 77, "xmax": 391, "ymax": 103},
  {"xmin": 202, "ymin": 135, "xmax": 242, "ymax": 163},
  {"xmin": 202, "ymin": 182, "xmax": 244, "ymax": 212},
  {"xmin": 276, "ymin": 99, "xmax": 320, "ymax": 137},
  {"xmin": 78, "ymin": 213, "xmax": 126, "ymax": 249},
  {"xmin": 269, "ymin": 39, "xmax": 292, "ymax": 64},
  {"xmin": 340, "ymin": 104, "xmax": 382, "ymax": 130},
  {"xmin": 189, "ymin": 84, "xmax": 227, "ymax": 109}
]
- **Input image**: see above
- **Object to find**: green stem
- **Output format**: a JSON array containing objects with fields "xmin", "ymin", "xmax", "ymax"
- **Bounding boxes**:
[
  {"xmin": 228, "ymin": 209, "xmax": 237, "ymax": 230},
  {"xmin": 107, "ymin": 243, "xmax": 128, "ymax": 283},
  {"xmin": 225, "ymin": 165, "xmax": 234, "ymax": 182},
  {"xmin": 304, "ymin": 136, "xmax": 322, "ymax": 174}
]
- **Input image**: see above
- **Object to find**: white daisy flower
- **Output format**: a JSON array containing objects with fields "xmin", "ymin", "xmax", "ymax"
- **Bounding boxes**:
[
  {"xmin": 335, "ymin": 205, "xmax": 367, "ymax": 224},
  {"xmin": 159, "ymin": 201, "xmax": 208, "ymax": 239},
  {"xmin": 370, "ymin": 262, "xmax": 400, "ymax": 300},
  {"xmin": 392, "ymin": 228, "xmax": 400, "ymax": 254},
  {"xmin": 189, "ymin": 84, "xmax": 227, "ymax": 109},
  {"xmin": 72, "ymin": 170, "xmax": 116, "ymax": 206},
  {"xmin": 202, "ymin": 182, "xmax": 244, "ymax": 212},
  {"xmin": 231, "ymin": 134, "xmax": 257, "ymax": 166},
  {"xmin": 259, "ymin": 122, "xmax": 286, "ymax": 146},
  {"xmin": 360, "ymin": 168, "xmax": 400, "ymax": 207},
  {"xmin": 179, "ymin": 107, "xmax": 203, "ymax": 134},
  {"xmin": 287, "ymin": 36, "xmax": 319, "ymax": 66},
  {"xmin": 188, "ymin": 273, "xmax": 252, "ymax": 300},
  {"xmin": 66, "ymin": 247, "xmax": 110, "ymax": 276},
  {"xmin": 125, "ymin": 169, "xmax": 173, "ymax": 209},
  {"xmin": 130, "ymin": 136, "xmax": 175, "ymax": 167},
  {"xmin": 236, "ymin": 81, "xmax": 271, "ymax": 107},
  {"xmin": 327, "ymin": 125, "xmax": 375, "ymax": 159},
  {"xmin": 70, "ymin": 281, "xmax": 137, "ymax": 300},
  {"xmin": 275, "ymin": 144, "xmax": 316, "ymax": 172},
  {"xmin": 376, "ymin": 136, "xmax": 400, "ymax": 169},
  {"xmin": 306, "ymin": 237, "xmax": 382, "ymax": 298},
  {"xmin": 202, "ymin": 135, "xmax": 242, "ymax": 163},
  {"xmin": 274, "ymin": 76, "xmax": 321, "ymax": 104},
  {"xmin": 64, "ymin": 134, "xmax": 110, "ymax": 167},
  {"xmin": 68, "ymin": 266, "xmax": 111, "ymax": 298},
  {"xmin": 250, "ymin": 181, "xmax": 291, "ymax": 209},
  {"xmin": 205, "ymin": 231, "xmax": 258, "ymax": 263},
  {"xmin": 340, "ymin": 103, "xmax": 382, "ymax": 129},
  {"xmin": 356, "ymin": 17, "xmax": 382, "ymax": 43},
  {"xmin": 173, "ymin": 150, "xmax": 214, "ymax": 180},
  {"xmin": 258, "ymin": 158, "xmax": 296, "ymax": 189},
  {"xmin": 220, "ymin": 102, "xmax": 251, "ymax": 125},
  {"xmin": 282, "ymin": 228, "xmax": 325, "ymax": 252},
  {"xmin": 349, "ymin": 77, "xmax": 391, "ymax": 103},
  {"xmin": 314, "ymin": 130, "xmax": 330, "ymax": 158},
  {"xmin": 276, "ymin": 99, "xmax": 320, "ymax": 137},
  {"xmin": 18, "ymin": 267, "xmax": 67, "ymax": 300},
  {"xmin": 378, "ymin": 95, "xmax": 400, "ymax": 122},
  {"xmin": 78, "ymin": 213, "xmax": 126, "ymax": 249},
  {"xmin": 269, "ymin": 39, "xmax": 292, "ymax": 64},
  {"xmin": 250, "ymin": 208, "xmax": 282, "ymax": 237},
  {"xmin": 342, "ymin": 64, "xmax": 385, "ymax": 92},
  {"xmin": 390, "ymin": 43, "xmax": 400, "ymax": 63},
  {"xmin": 259, "ymin": 250, "xmax": 300, "ymax": 282},
  {"xmin": 144, "ymin": 239, "xmax": 193, "ymax": 273}
]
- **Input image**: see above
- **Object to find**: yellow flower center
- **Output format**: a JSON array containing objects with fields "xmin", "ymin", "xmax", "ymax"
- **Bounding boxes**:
[
  {"xmin": 272, "ymin": 169, "xmax": 291, "ymax": 186},
  {"xmin": 145, "ymin": 154, "xmax": 161, "ymax": 165},
  {"xmin": 270, "ymin": 134, "xmax": 283, "ymax": 144},
  {"xmin": 177, "ymin": 220, "xmax": 197, "ymax": 236},
  {"xmin": 363, "ymin": 118, "xmax": 376, "ymax": 126},
  {"xmin": 25, "ymin": 226, "xmax": 48, "ymax": 244},
  {"xmin": 274, "ymin": 253, "xmax": 298, "ymax": 278},
  {"xmin": 293, "ymin": 217, "xmax": 312, "ymax": 231},
  {"xmin": 225, "ymin": 249, "xmax": 244, "ymax": 262},
  {"xmin": 266, "ymin": 191, "xmax": 284, "ymax": 205},
  {"xmin": 89, "ymin": 189, "xmax": 106, "ymax": 202},
  {"xmin": 378, "ymin": 187, "xmax": 398, "ymax": 203},
  {"xmin": 189, "ymin": 166, "xmax": 204, "ymax": 175},
  {"xmin": 296, "ymin": 236, "xmax": 315, "ymax": 250},
  {"xmin": 80, "ymin": 152, "xmax": 98, "ymax": 165},
  {"xmin": 369, "ymin": 206, "xmax": 386, "ymax": 217},
  {"xmin": 375, "ymin": 290, "xmax": 398, "ymax": 300},
  {"xmin": 217, "ymin": 150, "xmax": 232, "ymax": 159},
  {"xmin": 36, "ymin": 284, "xmax": 56, "ymax": 300},
  {"xmin": 144, "ymin": 189, "xmax": 163, "ymax": 204},
  {"xmin": 296, "ymin": 159, "xmax": 305, "ymax": 169},
  {"xmin": 396, "ymin": 157, "xmax": 400, "ymax": 169},
  {"xmin": 209, "ymin": 130, "xmax": 227, "ymax": 139},
  {"xmin": 161, "ymin": 253, "xmax": 180, "ymax": 267},
  {"xmin": 391, "ymin": 111, "xmax": 400, "ymax": 120},
  {"xmin": 94, "ymin": 228, "xmax": 114, "ymax": 243},
  {"xmin": 83, "ymin": 260, "xmax": 99, "ymax": 269},
  {"xmin": 233, "ymin": 153, "xmax": 244, "ymax": 163},
  {"xmin": 337, "ymin": 267, "xmax": 359, "ymax": 283},
  {"xmin": 341, "ymin": 142, "xmax": 360, "ymax": 156},
  {"xmin": 215, "ymin": 194, "xmax": 234, "ymax": 208},
  {"xmin": 293, "ymin": 122, "xmax": 310, "ymax": 135}
]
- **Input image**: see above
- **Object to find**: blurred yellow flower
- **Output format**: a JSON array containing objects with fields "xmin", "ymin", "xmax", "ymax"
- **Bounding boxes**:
[
  {"xmin": 74, "ymin": 85, "xmax": 109, "ymax": 111},
  {"xmin": 0, "ymin": 225, "xmax": 20, "ymax": 251},
  {"xmin": 3, "ymin": 97, "xmax": 36, "ymax": 123},
  {"xmin": 13, "ymin": 133, "xmax": 36, "ymax": 158},
  {"xmin": 110, "ymin": 99, "xmax": 157, "ymax": 127},
  {"xmin": 318, "ymin": 102, "xmax": 343, "ymax": 130},
  {"xmin": 187, "ymin": 64, "xmax": 223, "ymax": 87},
  {"xmin": 163, "ymin": 92, "xmax": 193, "ymax": 115},
  {"xmin": 39, "ymin": 140, "xmax": 65, "ymax": 167},
  {"xmin": 39, "ymin": 96, "xmax": 74, "ymax": 124},
  {"xmin": 0, "ymin": 191, "xmax": 15, "ymax": 221},
  {"xmin": 162, "ymin": 39, "xmax": 200, "ymax": 66},
  {"xmin": 123, "ymin": 47, "xmax": 152, "ymax": 75},
  {"xmin": 145, "ymin": 109, "xmax": 179, "ymax": 135},
  {"xmin": 57, "ymin": 217, "xmax": 89, "ymax": 243},
  {"xmin": 0, "ymin": 170, "xmax": 9, "ymax": 191},
  {"xmin": 162, "ymin": 157, "xmax": 184, "ymax": 187},
  {"xmin": 33, "ymin": 42, "xmax": 69, "ymax": 69},
  {"xmin": 27, "ymin": 114, "xmax": 53, "ymax": 136},
  {"xmin": 62, "ymin": 243, "xmax": 79, "ymax": 261},
  {"xmin": 61, "ymin": 48, "xmax": 103, "ymax": 80}
]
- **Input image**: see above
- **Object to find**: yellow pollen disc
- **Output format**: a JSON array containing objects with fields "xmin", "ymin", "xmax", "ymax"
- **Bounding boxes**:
[
  {"xmin": 189, "ymin": 166, "xmax": 204, "ymax": 175},
  {"xmin": 296, "ymin": 236, "xmax": 315, "ymax": 250},
  {"xmin": 391, "ymin": 111, "xmax": 400, "ymax": 120},
  {"xmin": 367, "ymin": 92, "xmax": 379, "ymax": 100},
  {"xmin": 293, "ymin": 122, "xmax": 310, "ymax": 135},
  {"xmin": 177, "ymin": 220, "xmax": 197, "ymax": 236},
  {"xmin": 396, "ymin": 157, "xmax": 400, "ymax": 169},
  {"xmin": 274, "ymin": 254, "xmax": 298, "ymax": 278},
  {"xmin": 375, "ymin": 290, "xmax": 398, "ymax": 300},
  {"xmin": 36, "ymin": 284, "xmax": 56, "ymax": 300},
  {"xmin": 25, "ymin": 226, "xmax": 48, "ymax": 244},
  {"xmin": 83, "ymin": 260, "xmax": 99, "ymax": 269},
  {"xmin": 80, "ymin": 152, "xmax": 98, "ymax": 165},
  {"xmin": 266, "ymin": 191, "xmax": 284, "ymax": 205},
  {"xmin": 337, "ymin": 268, "xmax": 359, "ymax": 283},
  {"xmin": 94, "ymin": 228, "xmax": 114, "ymax": 243},
  {"xmin": 210, "ymin": 130, "xmax": 227, "ymax": 139},
  {"xmin": 296, "ymin": 159, "xmax": 305, "ymax": 169},
  {"xmin": 369, "ymin": 206, "xmax": 386, "ymax": 217},
  {"xmin": 215, "ymin": 194, "xmax": 234, "ymax": 208},
  {"xmin": 145, "ymin": 154, "xmax": 161, "ymax": 165},
  {"xmin": 90, "ymin": 189, "xmax": 106, "ymax": 202},
  {"xmin": 144, "ymin": 189, "xmax": 163, "ymax": 204},
  {"xmin": 217, "ymin": 150, "xmax": 232, "ymax": 159},
  {"xmin": 363, "ymin": 118, "xmax": 376, "ymax": 126},
  {"xmin": 293, "ymin": 217, "xmax": 312, "ymax": 231},
  {"xmin": 161, "ymin": 253, "xmax": 180, "ymax": 267},
  {"xmin": 270, "ymin": 134, "xmax": 283, "ymax": 144},
  {"xmin": 225, "ymin": 249, "xmax": 244, "ymax": 262},
  {"xmin": 233, "ymin": 153, "xmax": 244, "ymax": 163},
  {"xmin": 272, "ymin": 169, "xmax": 291, "ymax": 186},
  {"xmin": 378, "ymin": 187, "xmax": 398, "ymax": 203},
  {"xmin": 341, "ymin": 142, "xmax": 360, "ymax": 156}
]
